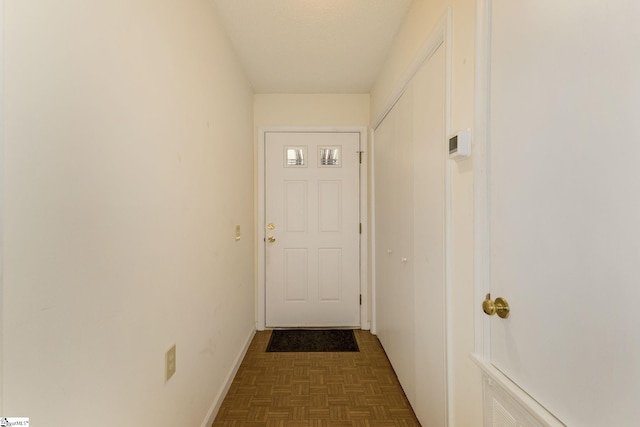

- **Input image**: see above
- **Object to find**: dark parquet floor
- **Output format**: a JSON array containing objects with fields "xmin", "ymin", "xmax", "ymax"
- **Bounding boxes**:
[{"xmin": 212, "ymin": 329, "xmax": 421, "ymax": 427}]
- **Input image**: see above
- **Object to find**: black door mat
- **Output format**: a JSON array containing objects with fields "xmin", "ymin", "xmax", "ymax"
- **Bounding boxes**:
[{"xmin": 266, "ymin": 329, "xmax": 359, "ymax": 352}]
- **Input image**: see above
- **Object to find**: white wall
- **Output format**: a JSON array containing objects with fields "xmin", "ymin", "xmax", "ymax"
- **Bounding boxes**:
[
  {"xmin": 371, "ymin": 0, "xmax": 482, "ymax": 426},
  {"xmin": 2, "ymin": 0, "xmax": 255, "ymax": 425},
  {"xmin": 254, "ymin": 94, "xmax": 370, "ymax": 127}
]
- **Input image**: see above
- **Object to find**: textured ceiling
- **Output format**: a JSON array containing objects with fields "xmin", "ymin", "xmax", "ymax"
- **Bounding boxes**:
[{"xmin": 212, "ymin": 0, "xmax": 412, "ymax": 93}]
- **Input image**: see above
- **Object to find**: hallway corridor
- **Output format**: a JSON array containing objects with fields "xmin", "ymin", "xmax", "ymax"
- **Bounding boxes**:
[{"xmin": 212, "ymin": 330, "xmax": 421, "ymax": 426}]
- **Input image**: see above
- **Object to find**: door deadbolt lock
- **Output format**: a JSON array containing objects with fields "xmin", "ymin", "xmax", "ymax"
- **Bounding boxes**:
[
  {"xmin": 483, "ymin": 293, "xmax": 510, "ymax": 319},
  {"xmin": 267, "ymin": 236, "xmax": 276, "ymax": 243},
  {"xmin": 267, "ymin": 223, "xmax": 275, "ymax": 230}
]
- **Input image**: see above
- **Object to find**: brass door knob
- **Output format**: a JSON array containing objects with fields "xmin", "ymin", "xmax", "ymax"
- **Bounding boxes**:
[
  {"xmin": 482, "ymin": 293, "xmax": 510, "ymax": 319},
  {"xmin": 267, "ymin": 236, "xmax": 276, "ymax": 243}
]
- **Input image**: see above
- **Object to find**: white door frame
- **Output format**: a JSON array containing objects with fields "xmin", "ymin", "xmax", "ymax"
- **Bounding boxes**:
[
  {"xmin": 0, "ymin": 0, "xmax": 5, "ymax": 413},
  {"xmin": 473, "ymin": 0, "xmax": 492, "ymax": 362},
  {"xmin": 257, "ymin": 127, "xmax": 368, "ymax": 331}
]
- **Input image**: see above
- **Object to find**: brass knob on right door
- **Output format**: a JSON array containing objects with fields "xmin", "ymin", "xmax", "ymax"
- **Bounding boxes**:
[{"xmin": 483, "ymin": 293, "xmax": 510, "ymax": 319}]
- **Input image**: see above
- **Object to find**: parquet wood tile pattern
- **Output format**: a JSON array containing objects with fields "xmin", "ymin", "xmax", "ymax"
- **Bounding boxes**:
[{"xmin": 212, "ymin": 330, "xmax": 421, "ymax": 427}]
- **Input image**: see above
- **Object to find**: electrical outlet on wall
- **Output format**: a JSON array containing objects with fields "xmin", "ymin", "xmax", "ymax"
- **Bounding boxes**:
[{"xmin": 165, "ymin": 344, "xmax": 176, "ymax": 381}]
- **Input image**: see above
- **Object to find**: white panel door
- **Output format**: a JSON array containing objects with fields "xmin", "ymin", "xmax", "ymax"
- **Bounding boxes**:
[
  {"xmin": 265, "ymin": 131, "xmax": 360, "ymax": 327},
  {"xmin": 486, "ymin": 1, "xmax": 640, "ymax": 425}
]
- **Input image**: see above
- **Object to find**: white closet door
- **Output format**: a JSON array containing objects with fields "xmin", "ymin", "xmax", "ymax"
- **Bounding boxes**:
[{"xmin": 374, "ymin": 44, "xmax": 447, "ymax": 427}]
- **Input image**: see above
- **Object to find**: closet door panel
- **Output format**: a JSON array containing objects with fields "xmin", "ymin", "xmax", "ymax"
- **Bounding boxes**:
[
  {"xmin": 392, "ymin": 84, "xmax": 416, "ymax": 404},
  {"xmin": 374, "ymin": 105, "xmax": 398, "ymax": 349},
  {"xmin": 412, "ymin": 46, "xmax": 447, "ymax": 427}
]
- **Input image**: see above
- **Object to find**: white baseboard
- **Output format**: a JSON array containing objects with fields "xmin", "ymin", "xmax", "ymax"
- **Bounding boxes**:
[{"xmin": 200, "ymin": 324, "xmax": 256, "ymax": 427}]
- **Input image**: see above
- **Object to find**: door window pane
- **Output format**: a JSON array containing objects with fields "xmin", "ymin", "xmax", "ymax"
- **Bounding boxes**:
[
  {"xmin": 285, "ymin": 146, "xmax": 307, "ymax": 167},
  {"xmin": 319, "ymin": 146, "xmax": 341, "ymax": 167}
]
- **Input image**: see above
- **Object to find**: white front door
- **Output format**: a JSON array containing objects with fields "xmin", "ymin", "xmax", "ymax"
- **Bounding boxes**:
[
  {"xmin": 264, "ymin": 131, "xmax": 361, "ymax": 328},
  {"xmin": 482, "ymin": 1, "xmax": 640, "ymax": 425}
]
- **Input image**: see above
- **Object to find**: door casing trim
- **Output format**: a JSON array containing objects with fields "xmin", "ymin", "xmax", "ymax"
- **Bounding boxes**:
[
  {"xmin": 257, "ymin": 127, "xmax": 368, "ymax": 331},
  {"xmin": 473, "ymin": 0, "xmax": 492, "ymax": 361}
]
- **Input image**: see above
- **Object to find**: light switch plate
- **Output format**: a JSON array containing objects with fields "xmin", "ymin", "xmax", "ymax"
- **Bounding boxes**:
[{"xmin": 165, "ymin": 344, "xmax": 176, "ymax": 381}]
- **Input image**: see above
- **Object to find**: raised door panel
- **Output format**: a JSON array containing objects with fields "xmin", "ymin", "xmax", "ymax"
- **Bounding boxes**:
[
  {"xmin": 284, "ymin": 249, "xmax": 308, "ymax": 301},
  {"xmin": 284, "ymin": 181, "xmax": 308, "ymax": 232},
  {"xmin": 318, "ymin": 180, "xmax": 342, "ymax": 232},
  {"xmin": 318, "ymin": 248, "xmax": 342, "ymax": 301}
]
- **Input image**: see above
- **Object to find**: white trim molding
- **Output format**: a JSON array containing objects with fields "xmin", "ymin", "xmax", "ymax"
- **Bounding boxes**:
[
  {"xmin": 257, "ymin": 126, "xmax": 368, "ymax": 331},
  {"xmin": 368, "ymin": 128, "xmax": 377, "ymax": 335},
  {"xmin": 200, "ymin": 325, "xmax": 256, "ymax": 427},
  {"xmin": 358, "ymin": 128, "xmax": 370, "ymax": 331},
  {"xmin": 442, "ymin": 9, "xmax": 454, "ymax": 427},
  {"xmin": 473, "ymin": 0, "xmax": 492, "ymax": 361},
  {"xmin": 0, "ymin": 0, "xmax": 5, "ymax": 413}
]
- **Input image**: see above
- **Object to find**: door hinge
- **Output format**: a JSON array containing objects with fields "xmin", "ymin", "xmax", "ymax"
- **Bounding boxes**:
[
  {"xmin": 357, "ymin": 151, "xmax": 364, "ymax": 164},
  {"xmin": 359, "ymin": 223, "xmax": 362, "ymax": 234},
  {"xmin": 360, "ymin": 294, "xmax": 362, "ymax": 305}
]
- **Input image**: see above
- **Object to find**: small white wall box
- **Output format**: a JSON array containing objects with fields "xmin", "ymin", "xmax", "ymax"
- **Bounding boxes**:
[{"xmin": 449, "ymin": 130, "xmax": 471, "ymax": 160}]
